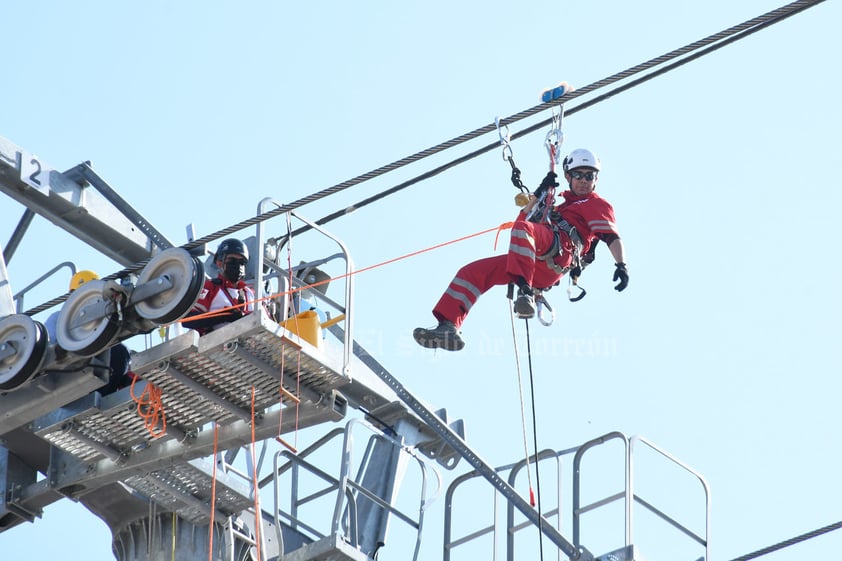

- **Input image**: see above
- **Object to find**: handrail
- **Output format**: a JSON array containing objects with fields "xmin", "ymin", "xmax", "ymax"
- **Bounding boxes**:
[
  {"xmin": 572, "ymin": 432, "xmax": 630, "ymax": 546},
  {"xmin": 255, "ymin": 199, "xmax": 354, "ymax": 374},
  {"xmin": 270, "ymin": 418, "xmax": 434, "ymax": 561},
  {"xmin": 630, "ymin": 435, "xmax": 711, "ymax": 560},
  {"xmin": 12, "ymin": 261, "xmax": 77, "ymax": 313}
]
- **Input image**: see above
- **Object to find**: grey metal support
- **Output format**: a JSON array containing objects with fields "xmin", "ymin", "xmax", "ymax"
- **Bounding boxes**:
[
  {"xmin": 0, "ymin": 243, "xmax": 15, "ymax": 318},
  {"xmin": 73, "ymin": 163, "xmax": 173, "ymax": 252},
  {"xmin": 3, "ymin": 208, "xmax": 35, "ymax": 264},
  {"xmin": 0, "ymin": 135, "xmax": 157, "ymax": 266}
]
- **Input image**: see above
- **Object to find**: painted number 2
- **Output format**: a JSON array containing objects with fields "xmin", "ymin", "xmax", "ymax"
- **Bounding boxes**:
[
  {"xmin": 20, "ymin": 152, "xmax": 50, "ymax": 195},
  {"xmin": 28, "ymin": 157, "xmax": 42, "ymax": 186}
]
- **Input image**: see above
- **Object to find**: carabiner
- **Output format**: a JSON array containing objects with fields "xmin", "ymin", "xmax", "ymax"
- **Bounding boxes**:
[
  {"xmin": 536, "ymin": 293, "xmax": 555, "ymax": 326},
  {"xmin": 495, "ymin": 116, "xmax": 513, "ymax": 161},
  {"xmin": 544, "ymin": 107, "xmax": 564, "ymax": 170}
]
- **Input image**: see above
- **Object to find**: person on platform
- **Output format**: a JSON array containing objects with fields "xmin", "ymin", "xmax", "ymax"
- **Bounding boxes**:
[{"xmin": 182, "ymin": 238, "xmax": 256, "ymax": 335}]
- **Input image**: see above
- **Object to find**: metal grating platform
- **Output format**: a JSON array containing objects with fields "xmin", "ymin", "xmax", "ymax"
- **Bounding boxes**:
[
  {"xmin": 123, "ymin": 458, "xmax": 253, "ymax": 525},
  {"xmin": 130, "ymin": 310, "xmax": 348, "ymax": 431},
  {"xmin": 31, "ymin": 384, "xmax": 161, "ymax": 463}
]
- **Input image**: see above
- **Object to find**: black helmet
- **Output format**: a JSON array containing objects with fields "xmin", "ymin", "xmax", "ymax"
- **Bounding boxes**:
[{"xmin": 214, "ymin": 238, "xmax": 249, "ymax": 263}]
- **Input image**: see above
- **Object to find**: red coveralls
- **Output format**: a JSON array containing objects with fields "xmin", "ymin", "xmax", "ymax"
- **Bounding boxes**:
[
  {"xmin": 432, "ymin": 190, "xmax": 619, "ymax": 328},
  {"xmin": 188, "ymin": 277, "xmax": 256, "ymax": 335}
]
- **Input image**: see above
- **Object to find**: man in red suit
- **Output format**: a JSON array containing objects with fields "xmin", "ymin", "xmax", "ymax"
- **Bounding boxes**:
[{"xmin": 414, "ymin": 148, "xmax": 629, "ymax": 351}]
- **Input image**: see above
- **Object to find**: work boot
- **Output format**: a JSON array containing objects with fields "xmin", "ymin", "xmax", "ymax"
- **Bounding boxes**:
[
  {"xmin": 413, "ymin": 321, "xmax": 465, "ymax": 351},
  {"xmin": 514, "ymin": 289, "xmax": 536, "ymax": 319}
]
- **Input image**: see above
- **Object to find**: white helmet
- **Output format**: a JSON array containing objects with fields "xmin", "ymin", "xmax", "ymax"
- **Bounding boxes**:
[{"xmin": 562, "ymin": 148, "xmax": 601, "ymax": 172}]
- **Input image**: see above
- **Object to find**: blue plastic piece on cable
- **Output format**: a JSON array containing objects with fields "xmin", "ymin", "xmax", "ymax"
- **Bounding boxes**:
[{"xmin": 541, "ymin": 84, "xmax": 568, "ymax": 103}]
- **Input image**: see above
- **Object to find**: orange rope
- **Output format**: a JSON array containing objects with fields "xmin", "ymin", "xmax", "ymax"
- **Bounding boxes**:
[
  {"xmin": 177, "ymin": 223, "xmax": 511, "ymax": 326},
  {"xmin": 276, "ymin": 343, "xmax": 300, "ymax": 453},
  {"xmin": 494, "ymin": 221, "xmax": 515, "ymax": 251},
  {"xmin": 130, "ymin": 376, "xmax": 167, "ymax": 438}
]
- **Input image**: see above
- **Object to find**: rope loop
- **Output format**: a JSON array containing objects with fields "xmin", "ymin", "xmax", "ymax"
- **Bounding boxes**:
[{"xmin": 130, "ymin": 375, "xmax": 167, "ymax": 438}]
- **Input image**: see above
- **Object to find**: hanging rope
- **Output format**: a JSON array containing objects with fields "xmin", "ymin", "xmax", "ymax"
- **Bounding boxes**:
[
  {"xmin": 522, "ymin": 317, "xmax": 545, "ymax": 561},
  {"xmin": 130, "ymin": 375, "xmax": 167, "ymax": 438},
  {"xmin": 275, "ymin": 339, "xmax": 301, "ymax": 454},
  {"xmin": 23, "ymin": 0, "xmax": 824, "ymax": 318}
]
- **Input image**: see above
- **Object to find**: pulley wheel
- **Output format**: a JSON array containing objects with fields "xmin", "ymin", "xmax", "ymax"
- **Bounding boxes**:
[
  {"xmin": 0, "ymin": 314, "xmax": 48, "ymax": 391},
  {"xmin": 56, "ymin": 279, "xmax": 120, "ymax": 357},
  {"xmin": 134, "ymin": 248, "xmax": 204, "ymax": 324}
]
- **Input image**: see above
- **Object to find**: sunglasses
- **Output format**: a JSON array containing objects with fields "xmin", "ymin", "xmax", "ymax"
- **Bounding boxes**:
[{"xmin": 569, "ymin": 170, "xmax": 598, "ymax": 181}]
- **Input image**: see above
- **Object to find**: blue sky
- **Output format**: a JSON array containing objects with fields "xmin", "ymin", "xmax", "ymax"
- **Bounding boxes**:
[{"xmin": 2, "ymin": 1, "xmax": 840, "ymax": 559}]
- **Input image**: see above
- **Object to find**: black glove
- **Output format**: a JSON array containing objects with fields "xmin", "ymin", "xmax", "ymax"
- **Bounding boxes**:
[
  {"xmin": 537, "ymin": 171, "xmax": 559, "ymax": 194},
  {"xmin": 613, "ymin": 262, "xmax": 629, "ymax": 291}
]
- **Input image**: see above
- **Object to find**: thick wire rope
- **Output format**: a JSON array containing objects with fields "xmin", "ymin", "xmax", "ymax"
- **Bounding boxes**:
[
  {"xmin": 22, "ymin": 0, "xmax": 823, "ymax": 318},
  {"xmin": 235, "ymin": 0, "xmax": 826, "ymax": 245},
  {"xmin": 728, "ymin": 520, "xmax": 842, "ymax": 561}
]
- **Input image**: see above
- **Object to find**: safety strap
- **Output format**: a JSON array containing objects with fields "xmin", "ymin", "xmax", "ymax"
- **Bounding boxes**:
[
  {"xmin": 535, "ymin": 220, "xmax": 588, "ymax": 302},
  {"xmin": 537, "ymin": 220, "xmax": 581, "ymax": 271}
]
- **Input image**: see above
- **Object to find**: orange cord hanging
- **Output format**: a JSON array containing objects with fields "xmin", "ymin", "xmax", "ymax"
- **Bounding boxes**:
[{"xmin": 130, "ymin": 375, "xmax": 167, "ymax": 438}]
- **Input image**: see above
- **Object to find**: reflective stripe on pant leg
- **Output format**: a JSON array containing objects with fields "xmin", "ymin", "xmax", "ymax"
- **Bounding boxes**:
[
  {"xmin": 507, "ymin": 221, "xmax": 557, "ymax": 287},
  {"xmin": 433, "ymin": 255, "xmax": 512, "ymax": 328}
]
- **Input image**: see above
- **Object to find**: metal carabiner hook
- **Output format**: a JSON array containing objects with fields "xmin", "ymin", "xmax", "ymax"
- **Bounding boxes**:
[
  {"xmin": 535, "ymin": 293, "xmax": 555, "ymax": 326},
  {"xmin": 544, "ymin": 106, "xmax": 564, "ymax": 169},
  {"xmin": 495, "ymin": 116, "xmax": 513, "ymax": 161}
]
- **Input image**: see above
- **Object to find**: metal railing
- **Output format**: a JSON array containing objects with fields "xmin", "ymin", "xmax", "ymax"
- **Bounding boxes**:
[
  {"xmin": 270, "ymin": 418, "xmax": 438, "ymax": 561},
  {"xmin": 445, "ymin": 431, "xmax": 710, "ymax": 561}
]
